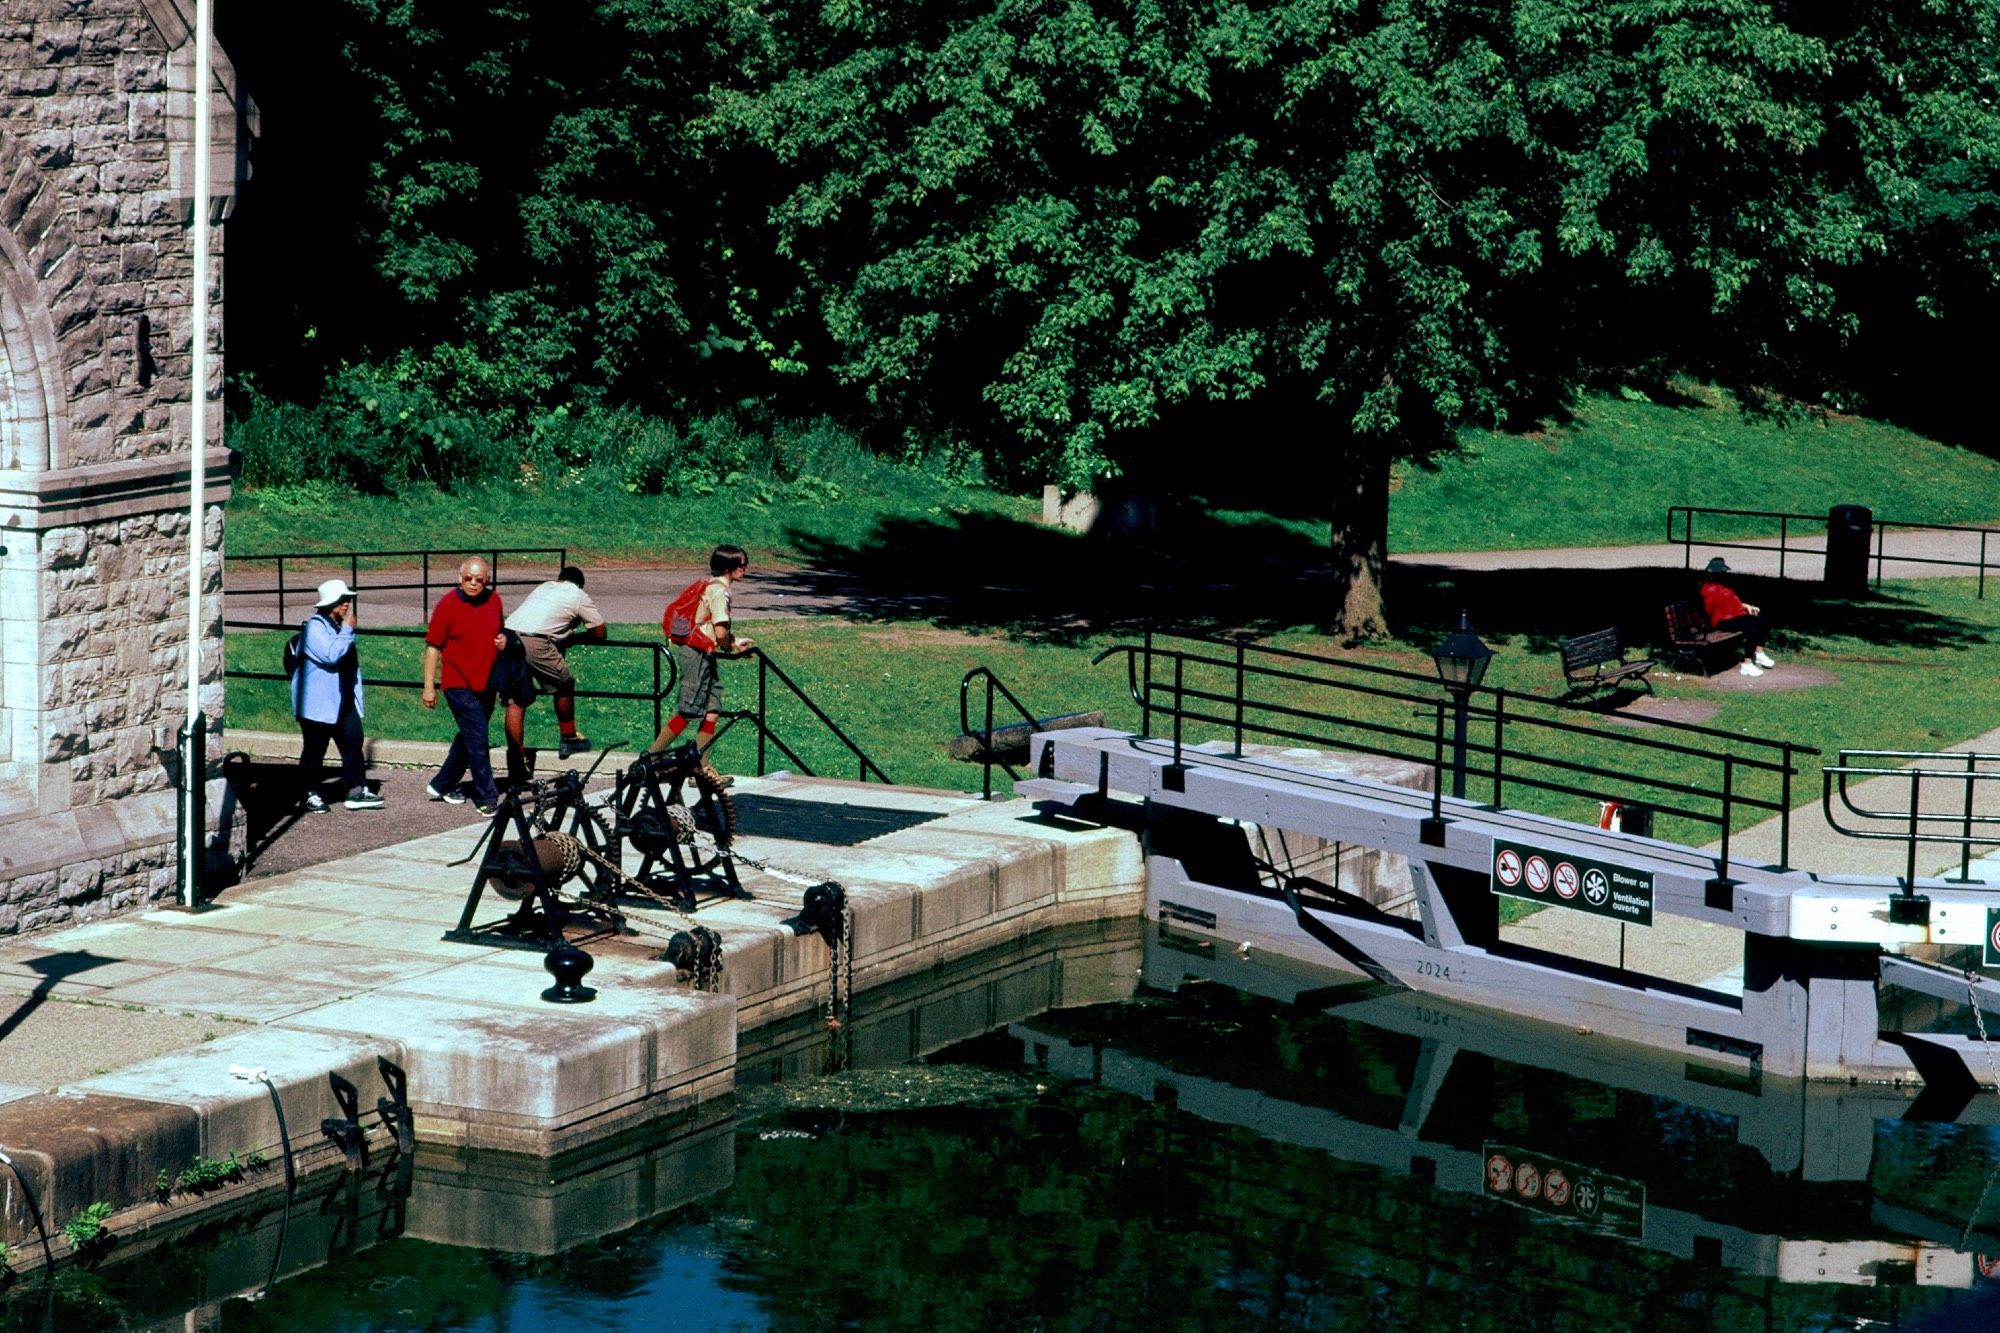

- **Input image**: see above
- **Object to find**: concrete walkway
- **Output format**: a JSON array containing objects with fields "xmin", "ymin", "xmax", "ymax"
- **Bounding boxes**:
[
  {"xmin": 1505, "ymin": 723, "xmax": 2000, "ymax": 993},
  {"xmin": 224, "ymin": 521, "xmax": 2000, "ymax": 628}
]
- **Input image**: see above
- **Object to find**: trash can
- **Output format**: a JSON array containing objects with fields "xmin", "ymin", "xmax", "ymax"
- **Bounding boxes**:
[{"xmin": 1825, "ymin": 504, "xmax": 1873, "ymax": 595}]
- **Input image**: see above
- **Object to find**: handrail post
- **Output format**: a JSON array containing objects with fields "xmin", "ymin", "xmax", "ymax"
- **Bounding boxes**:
[
  {"xmin": 276, "ymin": 556, "xmax": 287, "ymax": 622},
  {"xmin": 652, "ymin": 644, "xmax": 664, "ymax": 739},
  {"xmin": 1906, "ymin": 770, "xmax": 1922, "ymax": 890},
  {"xmin": 1778, "ymin": 515, "xmax": 1787, "ymax": 581},
  {"xmin": 1981, "ymin": 531, "xmax": 1989, "ymax": 602},
  {"xmin": 757, "ymin": 653, "xmax": 769, "ymax": 777},
  {"xmin": 1171, "ymin": 652, "xmax": 1184, "ymax": 768},
  {"xmin": 983, "ymin": 674, "xmax": 997, "ymax": 800},
  {"xmin": 1430, "ymin": 702, "xmax": 1446, "ymax": 823},
  {"xmin": 1491, "ymin": 689, "xmax": 1505, "ymax": 809},
  {"xmin": 1141, "ymin": 628, "xmax": 1154, "ymax": 738},
  {"xmin": 1779, "ymin": 744, "xmax": 1794, "ymax": 870},
  {"xmin": 1962, "ymin": 752, "xmax": 1976, "ymax": 881},
  {"xmin": 1874, "ymin": 522, "xmax": 1886, "ymax": 591},
  {"xmin": 1718, "ymin": 754, "xmax": 1734, "ymax": 884},
  {"xmin": 422, "ymin": 553, "xmax": 431, "ymax": 614},
  {"xmin": 1233, "ymin": 640, "xmax": 1245, "ymax": 757}
]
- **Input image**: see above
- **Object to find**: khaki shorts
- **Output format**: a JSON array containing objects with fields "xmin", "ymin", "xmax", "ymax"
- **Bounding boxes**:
[
  {"xmin": 518, "ymin": 634, "xmax": 574, "ymax": 690},
  {"xmin": 673, "ymin": 642, "xmax": 722, "ymax": 718}
]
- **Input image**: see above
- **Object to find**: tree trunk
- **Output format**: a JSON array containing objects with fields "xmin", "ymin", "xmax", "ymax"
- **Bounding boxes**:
[{"xmin": 1327, "ymin": 439, "xmax": 1390, "ymax": 640}]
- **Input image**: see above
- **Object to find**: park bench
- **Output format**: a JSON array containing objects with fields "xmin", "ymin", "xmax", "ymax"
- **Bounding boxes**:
[
  {"xmin": 1558, "ymin": 628, "xmax": 1655, "ymax": 697},
  {"xmin": 1662, "ymin": 600, "xmax": 1745, "ymax": 675}
]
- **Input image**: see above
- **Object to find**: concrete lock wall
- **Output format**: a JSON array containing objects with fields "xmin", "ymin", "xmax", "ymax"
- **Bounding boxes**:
[{"xmin": 0, "ymin": 0, "xmax": 249, "ymax": 933}]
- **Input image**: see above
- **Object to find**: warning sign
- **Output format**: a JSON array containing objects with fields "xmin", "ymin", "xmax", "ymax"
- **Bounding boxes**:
[
  {"xmin": 1484, "ymin": 1143, "xmax": 1644, "ymax": 1239},
  {"xmin": 1493, "ymin": 838, "xmax": 1654, "ymax": 927},
  {"xmin": 1986, "ymin": 907, "xmax": 2000, "ymax": 968}
]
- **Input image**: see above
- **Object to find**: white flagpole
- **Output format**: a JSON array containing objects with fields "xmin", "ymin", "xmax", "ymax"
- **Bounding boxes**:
[{"xmin": 181, "ymin": 0, "xmax": 213, "ymax": 907}]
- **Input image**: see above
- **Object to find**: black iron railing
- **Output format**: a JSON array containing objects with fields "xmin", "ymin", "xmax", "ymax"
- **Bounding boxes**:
[
  {"xmin": 225, "ymin": 626, "xmax": 892, "ymax": 783},
  {"xmin": 227, "ymin": 621, "xmax": 679, "ymax": 736},
  {"xmin": 958, "ymin": 667, "xmax": 1044, "ymax": 799},
  {"xmin": 727, "ymin": 648, "xmax": 892, "ymax": 784},
  {"xmin": 226, "ymin": 547, "xmax": 569, "ymax": 621},
  {"xmin": 1094, "ymin": 630, "xmax": 1815, "ymax": 876},
  {"xmin": 1823, "ymin": 749, "xmax": 2000, "ymax": 886},
  {"xmin": 1666, "ymin": 507, "xmax": 2000, "ymax": 598}
]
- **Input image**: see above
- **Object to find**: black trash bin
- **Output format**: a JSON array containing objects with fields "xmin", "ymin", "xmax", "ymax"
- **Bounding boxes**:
[{"xmin": 1825, "ymin": 504, "xmax": 1873, "ymax": 595}]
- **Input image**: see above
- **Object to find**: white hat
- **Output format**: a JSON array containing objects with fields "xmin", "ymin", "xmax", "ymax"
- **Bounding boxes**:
[{"xmin": 315, "ymin": 578, "xmax": 355, "ymax": 608}]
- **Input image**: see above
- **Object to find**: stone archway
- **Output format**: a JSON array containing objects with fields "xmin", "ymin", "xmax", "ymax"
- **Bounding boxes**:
[{"xmin": 0, "ymin": 194, "xmax": 63, "ymax": 473}]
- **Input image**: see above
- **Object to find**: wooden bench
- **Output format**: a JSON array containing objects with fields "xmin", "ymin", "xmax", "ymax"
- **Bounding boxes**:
[
  {"xmin": 1558, "ymin": 628, "xmax": 1655, "ymax": 697},
  {"xmin": 1662, "ymin": 601, "xmax": 1745, "ymax": 675}
]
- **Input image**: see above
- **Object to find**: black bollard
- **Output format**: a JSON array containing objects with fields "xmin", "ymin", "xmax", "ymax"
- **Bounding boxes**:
[{"xmin": 541, "ymin": 941, "xmax": 597, "ymax": 1003}]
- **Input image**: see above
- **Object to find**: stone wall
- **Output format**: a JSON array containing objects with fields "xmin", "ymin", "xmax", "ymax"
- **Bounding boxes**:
[{"xmin": 0, "ymin": 0, "xmax": 248, "ymax": 933}]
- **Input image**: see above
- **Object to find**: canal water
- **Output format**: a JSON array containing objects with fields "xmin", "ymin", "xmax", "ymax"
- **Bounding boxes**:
[{"xmin": 8, "ymin": 923, "xmax": 2000, "ymax": 1331}]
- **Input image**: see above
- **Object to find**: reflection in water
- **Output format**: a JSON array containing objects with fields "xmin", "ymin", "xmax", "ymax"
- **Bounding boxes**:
[{"xmin": 9, "ymin": 924, "xmax": 2000, "ymax": 1330}]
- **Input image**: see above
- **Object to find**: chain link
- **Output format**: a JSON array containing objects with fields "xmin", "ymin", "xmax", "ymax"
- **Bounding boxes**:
[{"xmin": 1968, "ymin": 969, "xmax": 2000, "ymax": 1095}]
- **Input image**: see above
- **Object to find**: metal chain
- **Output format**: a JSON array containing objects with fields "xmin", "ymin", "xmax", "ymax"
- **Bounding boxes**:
[{"xmin": 1968, "ymin": 969, "xmax": 2000, "ymax": 1095}]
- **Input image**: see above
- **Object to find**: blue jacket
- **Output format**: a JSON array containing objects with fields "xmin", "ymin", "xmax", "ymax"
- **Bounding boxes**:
[{"xmin": 291, "ymin": 612, "xmax": 363, "ymax": 723}]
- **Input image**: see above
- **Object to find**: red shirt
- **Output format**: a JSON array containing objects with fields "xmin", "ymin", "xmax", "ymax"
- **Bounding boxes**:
[
  {"xmin": 1700, "ymin": 581, "xmax": 1749, "ymax": 624},
  {"xmin": 426, "ymin": 589, "xmax": 504, "ymax": 690}
]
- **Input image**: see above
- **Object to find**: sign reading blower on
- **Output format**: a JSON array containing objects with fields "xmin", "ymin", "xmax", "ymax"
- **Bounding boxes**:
[{"xmin": 1492, "ymin": 838, "xmax": 1654, "ymax": 927}]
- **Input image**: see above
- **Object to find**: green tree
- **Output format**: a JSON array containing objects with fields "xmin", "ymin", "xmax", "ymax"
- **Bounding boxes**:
[{"xmin": 714, "ymin": 0, "xmax": 2000, "ymax": 635}]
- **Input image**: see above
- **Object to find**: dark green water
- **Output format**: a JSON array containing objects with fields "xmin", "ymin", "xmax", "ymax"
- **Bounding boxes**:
[{"xmin": 9, "ymin": 931, "xmax": 2000, "ymax": 1331}]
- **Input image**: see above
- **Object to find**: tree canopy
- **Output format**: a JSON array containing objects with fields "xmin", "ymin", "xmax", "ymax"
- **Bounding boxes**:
[{"xmin": 223, "ymin": 1, "xmax": 2000, "ymax": 633}]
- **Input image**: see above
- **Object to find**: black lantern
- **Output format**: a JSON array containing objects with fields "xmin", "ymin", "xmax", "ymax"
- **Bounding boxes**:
[
  {"xmin": 1429, "ymin": 611, "xmax": 1493, "ymax": 803},
  {"xmin": 1430, "ymin": 611, "xmax": 1494, "ymax": 693}
]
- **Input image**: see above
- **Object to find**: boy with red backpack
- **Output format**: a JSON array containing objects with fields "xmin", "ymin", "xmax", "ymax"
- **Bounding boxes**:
[{"xmin": 648, "ymin": 544, "xmax": 756, "ymax": 754}]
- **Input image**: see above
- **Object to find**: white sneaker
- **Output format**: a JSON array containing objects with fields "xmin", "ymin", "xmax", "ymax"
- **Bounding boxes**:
[
  {"xmin": 427, "ymin": 783, "xmax": 467, "ymax": 804},
  {"xmin": 1739, "ymin": 661, "xmax": 1765, "ymax": 677},
  {"xmin": 1753, "ymin": 650, "xmax": 1776, "ymax": 669}
]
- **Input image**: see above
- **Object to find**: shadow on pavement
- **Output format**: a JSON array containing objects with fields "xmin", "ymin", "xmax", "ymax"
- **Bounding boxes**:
[{"xmin": 786, "ymin": 511, "xmax": 1996, "ymax": 653}]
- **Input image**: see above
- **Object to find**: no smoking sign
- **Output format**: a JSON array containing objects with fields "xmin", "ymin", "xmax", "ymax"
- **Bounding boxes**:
[{"xmin": 1492, "ymin": 838, "xmax": 1655, "ymax": 927}]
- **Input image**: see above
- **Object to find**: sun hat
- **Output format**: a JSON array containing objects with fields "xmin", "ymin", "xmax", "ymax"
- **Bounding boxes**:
[
  {"xmin": 1703, "ymin": 557, "xmax": 1730, "ymax": 574},
  {"xmin": 315, "ymin": 578, "xmax": 355, "ymax": 608}
]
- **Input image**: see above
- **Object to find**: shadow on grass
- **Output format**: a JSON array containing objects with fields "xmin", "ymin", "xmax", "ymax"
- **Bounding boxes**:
[{"xmin": 789, "ymin": 511, "xmax": 1995, "ymax": 655}]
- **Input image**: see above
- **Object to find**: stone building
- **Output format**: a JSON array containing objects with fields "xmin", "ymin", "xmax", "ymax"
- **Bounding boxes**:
[{"xmin": 0, "ymin": 0, "xmax": 250, "ymax": 932}]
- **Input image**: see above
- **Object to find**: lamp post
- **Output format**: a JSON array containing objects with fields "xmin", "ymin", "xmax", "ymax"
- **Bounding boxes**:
[{"xmin": 1430, "ymin": 611, "xmax": 1494, "ymax": 800}]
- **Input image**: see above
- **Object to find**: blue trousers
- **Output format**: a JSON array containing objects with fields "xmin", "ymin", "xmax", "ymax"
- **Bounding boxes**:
[{"xmin": 431, "ymin": 687, "xmax": 498, "ymax": 804}]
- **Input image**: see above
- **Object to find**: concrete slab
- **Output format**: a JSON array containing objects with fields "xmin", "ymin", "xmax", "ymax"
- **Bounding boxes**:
[
  {"xmin": 0, "ymin": 1000, "xmax": 218, "ymax": 1089},
  {"xmin": 274, "ymin": 989, "xmax": 736, "ymax": 1138},
  {"xmin": 747, "ymin": 777, "xmax": 977, "ymax": 816},
  {"xmin": 72, "ymin": 1029, "xmax": 404, "ymax": 1163},
  {"xmin": 135, "ymin": 902, "xmax": 354, "ymax": 940},
  {"xmin": 95, "ymin": 968, "xmax": 347, "ymax": 1023},
  {"xmin": 203, "ymin": 939, "xmax": 460, "ymax": 992},
  {"xmin": 3, "ymin": 920, "xmax": 275, "ymax": 967},
  {"xmin": 247, "ymin": 878, "xmax": 460, "ymax": 922},
  {"xmin": 0, "ymin": 1092, "xmax": 199, "ymax": 1243}
]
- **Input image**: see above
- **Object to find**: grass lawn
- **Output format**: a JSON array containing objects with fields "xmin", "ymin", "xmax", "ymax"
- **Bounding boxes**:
[
  {"xmin": 226, "ymin": 472, "xmax": 1038, "ymax": 568},
  {"xmin": 224, "ymin": 576, "xmax": 2000, "ymax": 856},
  {"xmin": 1389, "ymin": 387, "xmax": 2000, "ymax": 552}
]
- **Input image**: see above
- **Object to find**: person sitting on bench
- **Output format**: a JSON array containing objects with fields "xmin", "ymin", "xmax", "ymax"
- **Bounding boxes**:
[{"xmin": 1699, "ymin": 557, "xmax": 1777, "ymax": 677}]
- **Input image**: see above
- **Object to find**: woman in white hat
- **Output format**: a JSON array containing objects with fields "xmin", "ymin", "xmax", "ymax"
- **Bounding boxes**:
[{"xmin": 291, "ymin": 578, "xmax": 384, "ymax": 811}]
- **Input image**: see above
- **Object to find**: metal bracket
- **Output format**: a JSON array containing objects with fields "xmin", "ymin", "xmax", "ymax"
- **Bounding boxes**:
[
  {"xmin": 320, "ymin": 1071, "xmax": 368, "ymax": 1172},
  {"xmin": 375, "ymin": 1056, "xmax": 415, "ymax": 1156}
]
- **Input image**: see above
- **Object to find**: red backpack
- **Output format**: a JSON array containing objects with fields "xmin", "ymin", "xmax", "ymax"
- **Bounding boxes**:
[{"xmin": 662, "ymin": 577, "xmax": 716, "ymax": 651}]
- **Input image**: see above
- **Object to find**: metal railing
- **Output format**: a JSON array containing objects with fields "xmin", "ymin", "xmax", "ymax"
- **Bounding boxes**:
[
  {"xmin": 227, "ymin": 621, "xmax": 680, "ymax": 737},
  {"xmin": 1822, "ymin": 749, "xmax": 2000, "ymax": 886},
  {"xmin": 958, "ymin": 667, "xmax": 1044, "ymax": 800},
  {"xmin": 1667, "ymin": 507, "xmax": 2000, "ymax": 598},
  {"xmin": 226, "ymin": 547, "xmax": 569, "ymax": 622},
  {"xmin": 225, "ymin": 628, "xmax": 892, "ymax": 783},
  {"xmin": 1094, "ymin": 630, "xmax": 1815, "ymax": 876},
  {"xmin": 725, "ymin": 648, "xmax": 892, "ymax": 784}
]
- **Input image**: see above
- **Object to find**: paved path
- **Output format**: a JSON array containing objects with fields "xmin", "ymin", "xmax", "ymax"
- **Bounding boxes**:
[{"xmin": 225, "ymin": 521, "xmax": 2000, "ymax": 628}]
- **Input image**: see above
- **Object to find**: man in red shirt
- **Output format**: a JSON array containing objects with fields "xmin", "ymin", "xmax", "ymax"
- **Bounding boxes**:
[
  {"xmin": 1699, "ymin": 558, "xmax": 1777, "ymax": 677},
  {"xmin": 422, "ymin": 557, "xmax": 507, "ymax": 812}
]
